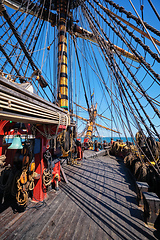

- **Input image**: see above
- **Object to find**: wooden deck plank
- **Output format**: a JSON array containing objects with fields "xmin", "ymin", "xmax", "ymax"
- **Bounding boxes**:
[
  {"xmin": 0, "ymin": 153, "xmax": 159, "ymax": 240},
  {"xmin": 61, "ymin": 156, "xmax": 157, "ymax": 240},
  {"xmin": 67, "ymin": 161, "xmax": 97, "ymax": 240},
  {"xmin": 2, "ymin": 191, "xmax": 58, "ymax": 239},
  {"xmin": 61, "ymin": 162, "xmax": 92, "ymax": 240},
  {"xmin": 53, "ymin": 165, "xmax": 86, "ymax": 240},
  {"xmin": 13, "ymin": 191, "xmax": 66, "ymax": 240},
  {"xmin": 37, "ymin": 193, "xmax": 73, "ymax": 239}
]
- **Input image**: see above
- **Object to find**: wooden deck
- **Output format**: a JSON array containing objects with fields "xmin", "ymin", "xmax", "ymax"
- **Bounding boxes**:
[{"xmin": 0, "ymin": 152, "xmax": 159, "ymax": 240}]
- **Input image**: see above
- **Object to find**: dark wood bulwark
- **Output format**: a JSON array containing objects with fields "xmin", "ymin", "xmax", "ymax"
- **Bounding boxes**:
[{"xmin": 0, "ymin": 154, "xmax": 159, "ymax": 240}]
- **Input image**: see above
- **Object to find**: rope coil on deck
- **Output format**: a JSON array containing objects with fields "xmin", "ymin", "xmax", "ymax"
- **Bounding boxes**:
[
  {"xmin": 16, "ymin": 177, "xmax": 28, "ymax": 206},
  {"xmin": 43, "ymin": 169, "xmax": 52, "ymax": 187}
]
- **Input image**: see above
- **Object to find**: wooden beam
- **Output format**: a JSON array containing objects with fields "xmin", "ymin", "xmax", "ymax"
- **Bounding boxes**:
[
  {"xmin": 4, "ymin": 0, "xmax": 140, "ymax": 62},
  {"xmin": 72, "ymin": 113, "xmax": 88, "ymax": 122},
  {"xmin": 74, "ymin": 102, "xmax": 88, "ymax": 112},
  {"xmin": 95, "ymin": 122, "xmax": 120, "ymax": 134},
  {"xmin": 97, "ymin": 3, "xmax": 160, "ymax": 47},
  {"xmin": 97, "ymin": 114, "xmax": 111, "ymax": 121},
  {"xmin": 72, "ymin": 113, "xmax": 120, "ymax": 133},
  {"xmin": 3, "ymin": 0, "xmax": 57, "ymax": 25},
  {"xmin": 60, "ymin": 165, "xmax": 69, "ymax": 184}
]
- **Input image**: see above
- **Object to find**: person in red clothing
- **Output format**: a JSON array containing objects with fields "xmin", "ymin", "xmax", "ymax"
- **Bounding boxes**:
[{"xmin": 111, "ymin": 138, "xmax": 114, "ymax": 145}]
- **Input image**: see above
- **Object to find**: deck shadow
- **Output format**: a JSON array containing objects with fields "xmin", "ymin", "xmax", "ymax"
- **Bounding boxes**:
[{"xmin": 0, "ymin": 193, "xmax": 26, "ymax": 213}]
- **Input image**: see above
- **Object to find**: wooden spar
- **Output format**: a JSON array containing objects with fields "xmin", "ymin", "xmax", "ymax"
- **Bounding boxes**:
[
  {"xmin": 57, "ymin": 0, "xmax": 68, "ymax": 110},
  {"xmin": 97, "ymin": 114, "xmax": 111, "ymax": 121},
  {"xmin": 97, "ymin": 3, "xmax": 160, "ymax": 47},
  {"xmin": 72, "ymin": 113, "xmax": 120, "ymax": 134},
  {"xmin": 95, "ymin": 122, "xmax": 121, "ymax": 134},
  {"xmin": 74, "ymin": 102, "xmax": 88, "ymax": 112},
  {"xmin": 3, "ymin": 0, "xmax": 57, "ymax": 25},
  {"xmin": 4, "ymin": 0, "xmax": 140, "ymax": 62},
  {"xmin": 74, "ymin": 102, "xmax": 111, "ymax": 121},
  {"xmin": 72, "ymin": 113, "xmax": 88, "ymax": 122},
  {"xmin": 71, "ymin": 25, "xmax": 140, "ymax": 62}
]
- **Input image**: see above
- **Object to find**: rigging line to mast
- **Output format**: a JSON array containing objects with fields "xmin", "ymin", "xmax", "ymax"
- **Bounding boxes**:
[
  {"xmin": 0, "ymin": 44, "xmax": 20, "ymax": 75},
  {"xmin": 110, "ymin": 58, "xmax": 160, "ymax": 166},
  {"xmin": 98, "ymin": 115, "xmax": 110, "ymax": 128},
  {"xmin": 72, "ymin": 37, "xmax": 90, "ymax": 112},
  {"xmin": 97, "ymin": 2, "xmax": 160, "ymax": 47},
  {"xmin": 113, "ymin": 39, "xmax": 160, "ymax": 121},
  {"xmin": 125, "ymin": 78, "xmax": 160, "ymax": 106},
  {"xmin": 104, "ymin": 0, "xmax": 160, "ymax": 37},
  {"xmin": 1, "ymin": 16, "xmax": 14, "ymax": 47},
  {"xmin": 147, "ymin": 0, "xmax": 160, "ymax": 22},
  {"xmin": 129, "ymin": 0, "xmax": 160, "ymax": 57},
  {"xmin": 82, "ymin": 3, "xmax": 159, "ymax": 139},
  {"xmin": 0, "ymin": 0, "xmax": 29, "ymax": 29},
  {"xmin": 40, "ymin": 0, "xmax": 52, "ymax": 72},
  {"xmin": 0, "ymin": 12, "xmax": 24, "ymax": 42},
  {"xmin": 73, "ymin": 35, "xmax": 144, "ymax": 128},
  {"xmin": 89, "ymin": 1, "xmax": 141, "ymax": 87},
  {"xmin": 113, "ymin": 80, "xmax": 129, "ymax": 140},
  {"xmin": 101, "ymin": 9, "xmax": 159, "ymax": 102},
  {"xmin": 18, "ymin": 10, "xmax": 56, "ymax": 100},
  {"xmin": 2, "ymin": 0, "xmax": 39, "ymax": 46},
  {"xmin": 94, "ymin": 125, "xmax": 100, "ymax": 138},
  {"xmin": 110, "ymin": 59, "xmax": 144, "ymax": 140},
  {"xmin": 86, "ymin": 0, "xmax": 160, "ymax": 120},
  {"xmin": 11, "ymin": 13, "xmax": 38, "ymax": 75},
  {"xmin": 116, "ymin": 58, "xmax": 159, "ymax": 138},
  {"xmin": 24, "ymin": 17, "xmax": 45, "ymax": 75},
  {"xmin": 0, "ymin": 44, "xmax": 57, "ymax": 59},
  {"xmin": 72, "ymin": 28, "xmax": 121, "ymax": 133},
  {"xmin": 79, "ymin": 9, "xmax": 93, "ymax": 104},
  {"xmin": 87, "ymin": 3, "xmax": 160, "ymax": 88},
  {"xmin": 0, "ymin": 1, "xmax": 48, "ymax": 88},
  {"xmin": 114, "ymin": 73, "xmax": 135, "ymax": 141},
  {"xmin": 77, "ymin": 8, "xmax": 93, "ymax": 102},
  {"xmin": 86, "ymin": 2, "xmax": 160, "ymax": 138},
  {"xmin": 105, "ymin": 12, "xmax": 142, "ymax": 70},
  {"xmin": 1, "ymin": 14, "xmax": 35, "ymax": 74},
  {"xmin": 92, "ymin": 0, "xmax": 160, "ymax": 68},
  {"xmin": 22, "ymin": 1, "xmax": 51, "ymax": 83},
  {"xmin": 80, "ymin": 8, "xmax": 141, "ymax": 137},
  {"xmin": 113, "ymin": 52, "xmax": 160, "ymax": 138},
  {"xmin": 80, "ymin": 3, "xmax": 138, "ymax": 109},
  {"xmin": 84, "ymin": 36, "xmax": 112, "ymax": 114},
  {"xmin": 20, "ymin": 0, "xmax": 30, "ymax": 40}
]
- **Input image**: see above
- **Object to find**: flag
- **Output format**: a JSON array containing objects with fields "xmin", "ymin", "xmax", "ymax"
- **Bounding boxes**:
[{"xmin": 91, "ymin": 92, "xmax": 94, "ymax": 99}]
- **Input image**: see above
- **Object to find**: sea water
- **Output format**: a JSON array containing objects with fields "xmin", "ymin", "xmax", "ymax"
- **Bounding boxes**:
[{"xmin": 80, "ymin": 136, "xmax": 133, "ymax": 143}]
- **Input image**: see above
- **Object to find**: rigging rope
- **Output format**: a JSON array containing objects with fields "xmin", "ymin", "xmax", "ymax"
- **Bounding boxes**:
[
  {"xmin": 128, "ymin": 0, "xmax": 160, "ymax": 57},
  {"xmin": 104, "ymin": 0, "xmax": 160, "ymax": 37},
  {"xmin": 73, "ymin": 38, "xmax": 90, "ymax": 112},
  {"xmin": 86, "ymin": 0, "xmax": 160, "ymax": 126}
]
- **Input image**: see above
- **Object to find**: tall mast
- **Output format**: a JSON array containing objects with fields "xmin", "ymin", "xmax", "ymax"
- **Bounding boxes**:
[
  {"xmin": 57, "ymin": 0, "xmax": 68, "ymax": 110},
  {"xmin": 85, "ymin": 122, "xmax": 93, "ymax": 140}
]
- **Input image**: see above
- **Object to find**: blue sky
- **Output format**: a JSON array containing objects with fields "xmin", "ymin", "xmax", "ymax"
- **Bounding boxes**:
[
  {"xmin": 71, "ymin": 0, "xmax": 160, "ymax": 138},
  {"xmin": 1, "ymin": 0, "xmax": 160, "ymax": 139}
]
